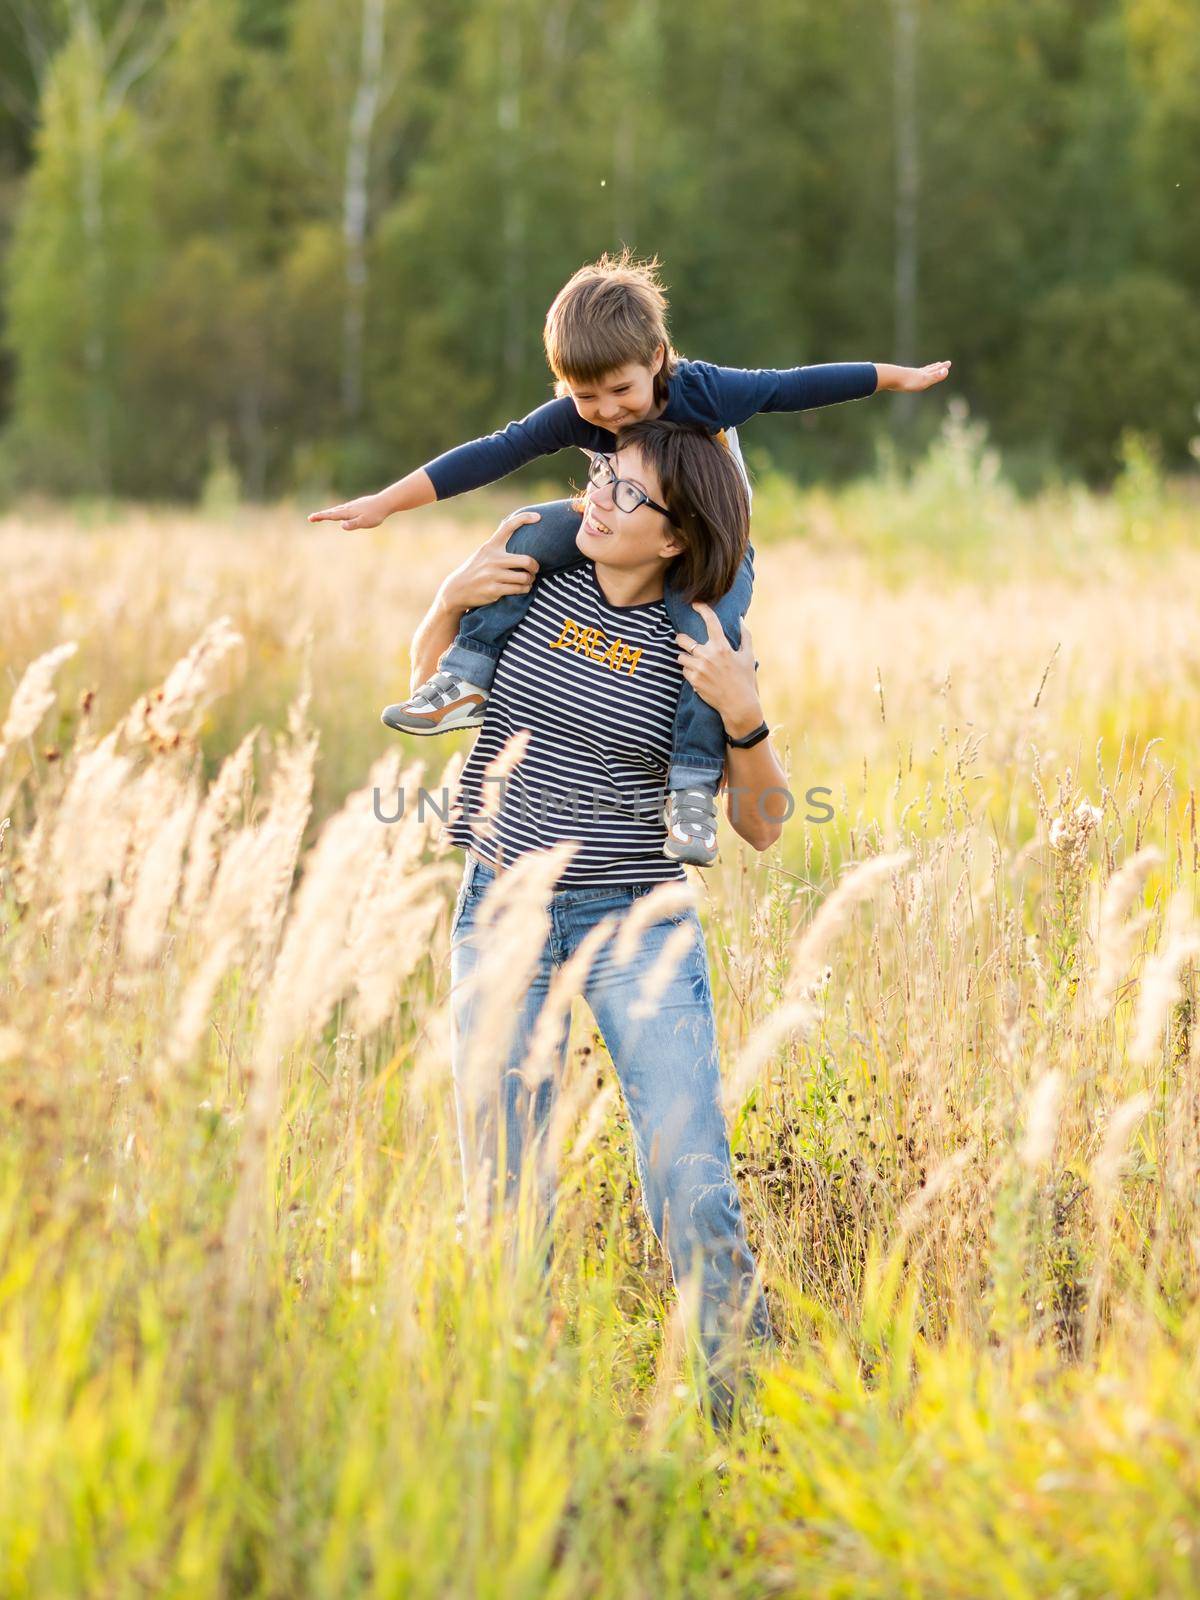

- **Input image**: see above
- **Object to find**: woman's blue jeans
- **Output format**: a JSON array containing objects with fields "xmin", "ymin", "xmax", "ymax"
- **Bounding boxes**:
[
  {"xmin": 438, "ymin": 499, "xmax": 755, "ymax": 795},
  {"xmin": 448, "ymin": 852, "xmax": 775, "ymax": 1420}
]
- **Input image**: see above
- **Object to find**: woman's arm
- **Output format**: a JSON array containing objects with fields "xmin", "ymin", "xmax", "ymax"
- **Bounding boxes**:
[
  {"xmin": 410, "ymin": 589, "xmax": 467, "ymax": 693},
  {"xmin": 409, "ymin": 509, "xmax": 543, "ymax": 692},
  {"xmin": 720, "ymin": 715, "xmax": 790, "ymax": 850},
  {"xmin": 674, "ymin": 602, "xmax": 788, "ymax": 851}
]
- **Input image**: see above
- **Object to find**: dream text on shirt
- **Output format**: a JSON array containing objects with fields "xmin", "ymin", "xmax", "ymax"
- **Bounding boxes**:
[{"xmin": 446, "ymin": 561, "xmax": 690, "ymax": 887}]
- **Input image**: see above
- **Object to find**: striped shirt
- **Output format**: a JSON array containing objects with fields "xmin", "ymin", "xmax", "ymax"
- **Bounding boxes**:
[{"xmin": 447, "ymin": 561, "xmax": 687, "ymax": 887}]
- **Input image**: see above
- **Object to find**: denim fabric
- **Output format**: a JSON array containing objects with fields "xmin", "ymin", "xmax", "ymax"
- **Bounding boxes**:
[
  {"xmin": 438, "ymin": 499, "xmax": 755, "ymax": 795},
  {"xmin": 448, "ymin": 851, "xmax": 775, "ymax": 1422}
]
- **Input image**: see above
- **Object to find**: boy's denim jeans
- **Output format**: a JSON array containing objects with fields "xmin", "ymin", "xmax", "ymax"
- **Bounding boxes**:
[
  {"xmin": 438, "ymin": 499, "xmax": 755, "ymax": 795},
  {"xmin": 448, "ymin": 851, "xmax": 775, "ymax": 1423}
]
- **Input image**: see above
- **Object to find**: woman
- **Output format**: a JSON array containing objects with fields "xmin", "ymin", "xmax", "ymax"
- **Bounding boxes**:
[{"xmin": 409, "ymin": 421, "xmax": 790, "ymax": 1422}]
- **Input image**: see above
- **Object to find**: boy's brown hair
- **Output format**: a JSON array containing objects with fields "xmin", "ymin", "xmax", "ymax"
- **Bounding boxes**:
[
  {"xmin": 544, "ymin": 250, "xmax": 679, "ymax": 407},
  {"xmin": 613, "ymin": 420, "xmax": 749, "ymax": 606}
]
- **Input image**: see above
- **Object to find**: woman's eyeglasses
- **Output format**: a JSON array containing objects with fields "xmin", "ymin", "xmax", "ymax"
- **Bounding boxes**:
[{"xmin": 586, "ymin": 452, "xmax": 678, "ymax": 525}]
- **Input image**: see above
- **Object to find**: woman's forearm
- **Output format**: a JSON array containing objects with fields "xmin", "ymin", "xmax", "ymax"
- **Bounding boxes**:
[
  {"xmin": 410, "ymin": 588, "xmax": 466, "ymax": 692},
  {"xmin": 722, "ymin": 714, "xmax": 789, "ymax": 850}
]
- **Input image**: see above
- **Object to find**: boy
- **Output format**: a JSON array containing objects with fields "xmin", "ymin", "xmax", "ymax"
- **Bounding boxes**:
[{"xmin": 310, "ymin": 252, "xmax": 950, "ymax": 865}]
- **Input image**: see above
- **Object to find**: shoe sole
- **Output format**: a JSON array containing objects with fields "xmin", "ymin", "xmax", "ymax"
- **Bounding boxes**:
[
  {"xmin": 663, "ymin": 798, "xmax": 718, "ymax": 866},
  {"xmin": 380, "ymin": 701, "xmax": 486, "ymax": 734},
  {"xmin": 663, "ymin": 835, "xmax": 718, "ymax": 867}
]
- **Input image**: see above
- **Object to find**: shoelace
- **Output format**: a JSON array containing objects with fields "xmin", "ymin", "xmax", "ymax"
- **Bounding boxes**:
[{"xmin": 670, "ymin": 788, "xmax": 716, "ymax": 840}]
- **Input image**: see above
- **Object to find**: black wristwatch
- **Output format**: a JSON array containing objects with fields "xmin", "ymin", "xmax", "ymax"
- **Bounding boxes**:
[{"xmin": 725, "ymin": 719, "xmax": 770, "ymax": 749}]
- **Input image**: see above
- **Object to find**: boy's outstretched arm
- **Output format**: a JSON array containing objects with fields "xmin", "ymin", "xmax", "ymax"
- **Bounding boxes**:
[
  {"xmin": 692, "ymin": 356, "xmax": 951, "ymax": 428},
  {"xmin": 310, "ymin": 467, "xmax": 436, "ymax": 531},
  {"xmin": 309, "ymin": 397, "xmax": 590, "ymax": 532}
]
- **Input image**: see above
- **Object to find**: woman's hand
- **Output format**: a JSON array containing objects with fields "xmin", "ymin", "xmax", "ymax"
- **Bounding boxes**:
[
  {"xmin": 438, "ymin": 510, "xmax": 542, "ymax": 614},
  {"xmin": 675, "ymin": 601, "xmax": 763, "ymax": 738}
]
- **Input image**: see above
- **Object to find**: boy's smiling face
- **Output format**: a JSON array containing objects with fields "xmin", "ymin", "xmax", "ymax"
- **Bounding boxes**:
[{"xmin": 563, "ymin": 345, "xmax": 665, "ymax": 431}]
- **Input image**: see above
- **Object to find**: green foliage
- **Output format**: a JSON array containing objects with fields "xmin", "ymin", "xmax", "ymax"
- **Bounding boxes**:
[
  {"xmin": 6, "ymin": 18, "xmax": 160, "ymax": 494},
  {"xmin": 4, "ymin": 488, "xmax": 1200, "ymax": 1593},
  {"xmin": 125, "ymin": 235, "xmax": 279, "ymax": 496},
  {"xmin": 0, "ymin": 0, "xmax": 1199, "ymax": 498},
  {"xmin": 201, "ymin": 423, "xmax": 242, "ymax": 513},
  {"xmin": 1015, "ymin": 271, "xmax": 1200, "ymax": 481},
  {"xmin": 1113, "ymin": 426, "xmax": 1167, "ymax": 542},
  {"xmin": 753, "ymin": 1310, "xmax": 1200, "ymax": 1598}
]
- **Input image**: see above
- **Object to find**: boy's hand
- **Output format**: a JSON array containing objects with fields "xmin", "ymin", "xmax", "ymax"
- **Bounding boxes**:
[
  {"xmin": 308, "ymin": 491, "xmax": 391, "ymax": 530},
  {"xmin": 875, "ymin": 360, "xmax": 952, "ymax": 393}
]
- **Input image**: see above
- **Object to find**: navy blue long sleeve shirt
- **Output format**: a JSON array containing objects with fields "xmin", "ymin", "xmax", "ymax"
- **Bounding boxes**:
[{"xmin": 422, "ymin": 359, "xmax": 878, "ymax": 500}]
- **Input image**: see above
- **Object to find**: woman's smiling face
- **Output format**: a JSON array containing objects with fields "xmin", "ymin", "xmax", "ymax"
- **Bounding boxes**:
[{"xmin": 576, "ymin": 444, "xmax": 682, "ymax": 572}]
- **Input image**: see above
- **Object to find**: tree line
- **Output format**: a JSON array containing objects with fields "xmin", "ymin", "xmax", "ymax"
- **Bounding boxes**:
[{"xmin": 1, "ymin": 0, "xmax": 1197, "ymax": 502}]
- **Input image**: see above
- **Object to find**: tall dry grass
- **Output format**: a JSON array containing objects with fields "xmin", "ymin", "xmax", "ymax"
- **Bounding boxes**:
[{"xmin": 2, "ymin": 461, "xmax": 1200, "ymax": 1595}]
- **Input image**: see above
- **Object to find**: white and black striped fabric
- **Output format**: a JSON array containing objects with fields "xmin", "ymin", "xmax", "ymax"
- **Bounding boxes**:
[{"xmin": 447, "ymin": 561, "xmax": 687, "ymax": 887}]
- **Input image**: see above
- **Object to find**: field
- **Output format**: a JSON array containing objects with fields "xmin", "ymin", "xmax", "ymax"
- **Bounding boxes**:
[{"xmin": 4, "ymin": 425, "xmax": 1200, "ymax": 1598}]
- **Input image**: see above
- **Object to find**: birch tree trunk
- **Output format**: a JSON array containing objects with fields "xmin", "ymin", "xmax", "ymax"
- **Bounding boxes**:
[
  {"xmin": 75, "ymin": 3, "xmax": 112, "ymax": 491},
  {"xmin": 498, "ymin": 0, "xmax": 525, "ymax": 395},
  {"xmin": 341, "ymin": 0, "xmax": 385, "ymax": 425},
  {"xmin": 892, "ymin": 0, "xmax": 919, "ymax": 424}
]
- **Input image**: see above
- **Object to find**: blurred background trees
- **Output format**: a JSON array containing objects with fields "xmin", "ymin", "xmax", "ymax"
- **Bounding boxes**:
[{"xmin": 0, "ymin": 0, "xmax": 1197, "ymax": 500}]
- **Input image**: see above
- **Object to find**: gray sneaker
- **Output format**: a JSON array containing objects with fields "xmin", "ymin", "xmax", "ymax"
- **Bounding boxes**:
[
  {"xmin": 663, "ymin": 787, "xmax": 718, "ymax": 866},
  {"xmin": 381, "ymin": 669, "xmax": 488, "ymax": 735}
]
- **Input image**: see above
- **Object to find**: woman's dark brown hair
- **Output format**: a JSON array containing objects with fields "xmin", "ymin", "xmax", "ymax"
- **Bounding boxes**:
[{"xmin": 612, "ymin": 419, "xmax": 750, "ymax": 605}]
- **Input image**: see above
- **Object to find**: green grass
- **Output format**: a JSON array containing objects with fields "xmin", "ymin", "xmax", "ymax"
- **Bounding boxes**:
[{"xmin": 2, "ymin": 457, "xmax": 1200, "ymax": 1595}]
